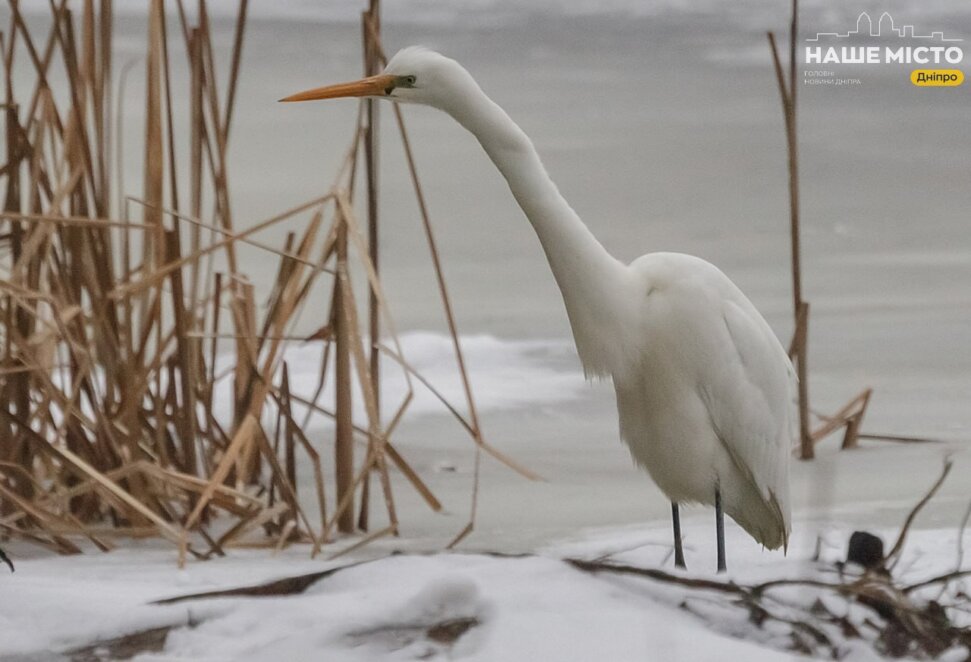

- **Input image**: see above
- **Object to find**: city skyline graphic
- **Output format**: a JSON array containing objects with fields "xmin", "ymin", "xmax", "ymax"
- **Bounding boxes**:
[{"xmin": 806, "ymin": 12, "xmax": 963, "ymax": 43}]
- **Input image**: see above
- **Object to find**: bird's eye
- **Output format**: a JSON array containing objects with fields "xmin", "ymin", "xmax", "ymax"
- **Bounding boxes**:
[{"xmin": 402, "ymin": 75, "xmax": 417, "ymax": 86}]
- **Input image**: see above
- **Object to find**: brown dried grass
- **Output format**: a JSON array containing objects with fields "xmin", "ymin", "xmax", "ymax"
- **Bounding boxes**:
[{"xmin": 0, "ymin": 1, "xmax": 512, "ymax": 566}]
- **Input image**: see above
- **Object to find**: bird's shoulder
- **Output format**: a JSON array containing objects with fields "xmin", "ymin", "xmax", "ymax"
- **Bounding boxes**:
[
  {"xmin": 628, "ymin": 252, "xmax": 744, "ymax": 301},
  {"xmin": 627, "ymin": 252, "xmax": 764, "ymax": 335}
]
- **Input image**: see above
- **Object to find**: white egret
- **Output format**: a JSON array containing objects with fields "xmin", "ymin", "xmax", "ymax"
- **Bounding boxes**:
[{"xmin": 282, "ymin": 47, "xmax": 794, "ymax": 571}]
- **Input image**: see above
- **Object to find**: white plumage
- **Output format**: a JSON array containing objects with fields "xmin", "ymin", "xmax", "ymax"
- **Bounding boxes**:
[
  {"xmin": 617, "ymin": 253, "xmax": 793, "ymax": 549},
  {"xmin": 283, "ymin": 47, "xmax": 795, "ymax": 559}
]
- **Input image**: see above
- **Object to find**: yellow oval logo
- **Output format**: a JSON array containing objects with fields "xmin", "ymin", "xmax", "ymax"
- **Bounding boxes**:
[{"xmin": 911, "ymin": 69, "xmax": 964, "ymax": 86}]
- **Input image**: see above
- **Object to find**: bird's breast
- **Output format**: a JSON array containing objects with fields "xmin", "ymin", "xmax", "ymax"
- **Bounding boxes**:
[{"xmin": 612, "ymin": 356, "xmax": 721, "ymax": 504}]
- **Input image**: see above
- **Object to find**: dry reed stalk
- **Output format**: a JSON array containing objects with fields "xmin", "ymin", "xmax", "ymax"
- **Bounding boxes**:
[
  {"xmin": 768, "ymin": 11, "xmax": 811, "ymax": 460},
  {"xmin": 768, "ymin": 1, "xmax": 879, "ymax": 458},
  {"xmin": 332, "ymin": 202, "xmax": 355, "ymax": 533},
  {"xmin": 810, "ymin": 388, "xmax": 871, "ymax": 449},
  {"xmin": 360, "ymin": 0, "xmax": 381, "ymax": 532}
]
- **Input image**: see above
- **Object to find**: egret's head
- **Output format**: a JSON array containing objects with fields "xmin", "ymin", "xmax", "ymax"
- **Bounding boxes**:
[{"xmin": 280, "ymin": 47, "xmax": 467, "ymax": 111}]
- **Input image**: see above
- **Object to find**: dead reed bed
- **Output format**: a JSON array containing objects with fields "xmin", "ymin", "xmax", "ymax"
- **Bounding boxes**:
[{"xmin": 0, "ymin": 1, "xmax": 517, "ymax": 566}]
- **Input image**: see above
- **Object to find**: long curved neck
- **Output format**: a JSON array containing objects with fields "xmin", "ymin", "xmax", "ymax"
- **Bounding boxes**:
[{"xmin": 440, "ymin": 82, "xmax": 630, "ymax": 376}]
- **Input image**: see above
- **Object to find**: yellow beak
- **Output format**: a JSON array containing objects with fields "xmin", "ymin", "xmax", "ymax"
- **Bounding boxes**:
[{"xmin": 279, "ymin": 74, "xmax": 397, "ymax": 103}]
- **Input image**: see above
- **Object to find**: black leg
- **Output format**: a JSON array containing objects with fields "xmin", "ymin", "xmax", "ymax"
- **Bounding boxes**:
[
  {"xmin": 715, "ymin": 489, "xmax": 726, "ymax": 573},
  {"xmin": 0, "ymin": 546, "xmax": 12, "ymax": 573},
  {"xmin": 671, "ymin": 502, "xmax": 686, "ymax": 569}
]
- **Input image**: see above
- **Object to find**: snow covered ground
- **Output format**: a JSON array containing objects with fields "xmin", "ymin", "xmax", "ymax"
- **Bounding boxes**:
[{"xmin": 2, "ymin": 515, "xmax": 969, "ymax": 661}]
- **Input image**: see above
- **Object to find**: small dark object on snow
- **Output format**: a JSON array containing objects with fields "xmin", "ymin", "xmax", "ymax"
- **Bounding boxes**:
[
  {"xmin": 426, "ymin": 617, "xmax": 478, "ymax": 644},
  {"xmin": 847, "ymin": 531, "xmax": 884, "ymax": 570},
  {"xmin": 0, "ymin": 547, "xmax": 13, "ymax": 573}
]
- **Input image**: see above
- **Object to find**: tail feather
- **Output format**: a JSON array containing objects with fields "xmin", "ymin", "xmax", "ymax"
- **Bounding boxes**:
[{"xmin": 727, "ymin": 487, "xmax": 790, "ymax": 551}]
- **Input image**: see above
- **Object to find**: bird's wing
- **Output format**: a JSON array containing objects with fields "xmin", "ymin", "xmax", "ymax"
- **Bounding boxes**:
[
  {"xmin": 697, "ymin": 294, "xmax": 796, "ymax": 524},
  {"xmin": 627, "ymin": 252, "xmax": 794, "ymax": 546}
]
